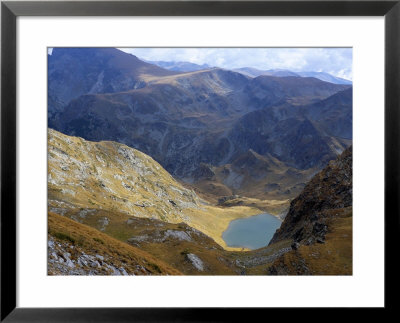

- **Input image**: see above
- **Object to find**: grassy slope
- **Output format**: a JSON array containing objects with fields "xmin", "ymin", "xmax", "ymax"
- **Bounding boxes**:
[
  {"xmin": 48, "ymin": 212, "xmax": 181, "ymax": 275},
  {"xmin": 268, "ymin": 208, "xmax": 352, "ymax": 275},
  {"xmin": 48, "ymin": 207, "xmax": 249, "ymax": 274}
]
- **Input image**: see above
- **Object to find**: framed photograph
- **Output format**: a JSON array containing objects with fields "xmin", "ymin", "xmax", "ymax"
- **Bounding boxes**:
[{"xmin": 1, "ymin": 0, "xmax": 398, "ymax": 320}]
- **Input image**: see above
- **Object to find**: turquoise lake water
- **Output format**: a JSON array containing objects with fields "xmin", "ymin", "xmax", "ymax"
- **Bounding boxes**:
[{"xmin": 222, "ymin": 213, "xmax": 281, "ymax": 250}]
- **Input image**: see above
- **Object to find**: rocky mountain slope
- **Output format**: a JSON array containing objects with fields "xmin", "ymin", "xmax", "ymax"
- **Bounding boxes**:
[
  {"xmin": 269, "ymin": 146, "xmax": 352, "ymax": 244},
  {"xmin": 266, "ymin": 147, "xmax": 353, "ymax": 275},
  {"xmin": 267, "ymin": 207, "xmax": 352, "ymax": 275},
  {"xmin": 48, "ymin": 128, "xmax": 202, "ymax": 223}
]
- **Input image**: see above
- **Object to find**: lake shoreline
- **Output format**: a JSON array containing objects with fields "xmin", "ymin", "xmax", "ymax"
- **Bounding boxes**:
[{"xmin": 222, "ymin": 213, "xmax": 282, "ymax": 250}]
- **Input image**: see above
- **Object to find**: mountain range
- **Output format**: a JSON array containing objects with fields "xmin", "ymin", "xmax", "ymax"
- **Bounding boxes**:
[
  {"xmin": 146, "ymin": 59, "xmax": 352, "ymax": 85},
  {"xmin": 233, "ymin": 67, "xmax": 352, "ymax": 84},
  {"xmin": 48, "ymin": 48, "xmax": 352, "ymax": 202},
  {"xmin": 148, "ymin": 60, "xmax": 212, "ymax": 72}
]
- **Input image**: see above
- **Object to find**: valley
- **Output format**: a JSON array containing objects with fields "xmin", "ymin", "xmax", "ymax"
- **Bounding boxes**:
[
  {"xmin": 48, "ymin": 129, "xmax": 352, "ymax": 275},
  {"xmin": 47, "ymin": 47, "xmax": 352, "ymax": 275}
]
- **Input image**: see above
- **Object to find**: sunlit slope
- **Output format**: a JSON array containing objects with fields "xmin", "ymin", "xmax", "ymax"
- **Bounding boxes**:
[
  {"xmin": 48, "ymin": 129, "xmax": 260, "ymax": 249},
  {"xmin": 48, "ymin": 128, "xmax": 203, "ymax": 222}
]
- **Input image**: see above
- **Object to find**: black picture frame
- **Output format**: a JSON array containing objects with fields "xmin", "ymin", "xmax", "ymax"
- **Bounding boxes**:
[{"xmin": 1, "ymin": 0, "xmax": 399, "ymax": 321}]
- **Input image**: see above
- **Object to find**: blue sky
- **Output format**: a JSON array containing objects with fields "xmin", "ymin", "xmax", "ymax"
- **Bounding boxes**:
[{"xmin": 119, "ymin": 47, "xmax": 352, "ymax": 80}]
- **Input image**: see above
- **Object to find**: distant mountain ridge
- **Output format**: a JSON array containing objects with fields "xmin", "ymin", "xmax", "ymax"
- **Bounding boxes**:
[
  {"xmin": 234, "ymin": 67, "xmax": 352, "ymax": 85},
  {"xmin": 146, "ymin": 59, "xmax": 352, "ymax": 85},
  {"xmin": 148, "ymin": 60, "xmax": 212, "ymax": 72}
]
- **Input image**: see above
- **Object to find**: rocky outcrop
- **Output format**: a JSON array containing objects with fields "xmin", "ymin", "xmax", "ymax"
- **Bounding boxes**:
[
  {"xmin": 48, "ymin": 236, "xmax": 135, "ymax": 276},
  {"xmin": 269, "ymin": 146, "xmax": 352, "ymax": 245},
  {"xmin": 47, "ymin": 128, "xmax": 202, "ymax": 224}
]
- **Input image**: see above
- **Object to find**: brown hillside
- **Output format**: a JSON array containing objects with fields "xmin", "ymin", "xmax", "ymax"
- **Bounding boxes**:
[{"xmin": 48, "ymin": 212, "xmax": 181, "ymax": 275}]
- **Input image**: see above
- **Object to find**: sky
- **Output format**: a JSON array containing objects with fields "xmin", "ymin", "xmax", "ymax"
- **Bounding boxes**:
[{"xmin": 118, "ymin": 47, "xmax": 352, "ymax": 80}]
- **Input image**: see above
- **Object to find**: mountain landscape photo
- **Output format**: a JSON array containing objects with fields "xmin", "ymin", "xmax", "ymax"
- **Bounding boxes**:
[{"xmin": 47, "ymin": 47, "xmax": 352, "ymax": 275}]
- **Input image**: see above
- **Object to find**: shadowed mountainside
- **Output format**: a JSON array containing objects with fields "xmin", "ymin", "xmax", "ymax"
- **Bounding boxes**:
[
  {"xmin": 49, "ymin": 48, "xmax": 352, "ymax": 199},
  {"xmin": 48, "ymin": 48, "xmax": 178, "ymax": 118}
]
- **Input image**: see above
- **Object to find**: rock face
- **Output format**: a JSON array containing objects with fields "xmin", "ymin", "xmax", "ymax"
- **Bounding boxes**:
[
  {"xmin": 186, "ymin": 253, "xmax": 205, "ymax": 271},
  {"xmin": 48, "ymin": 48, "xmax": 352, "ymax": 198},
  {"xmin": 269, "ymin": 146, "xmax": 352, "ymax": 245}
]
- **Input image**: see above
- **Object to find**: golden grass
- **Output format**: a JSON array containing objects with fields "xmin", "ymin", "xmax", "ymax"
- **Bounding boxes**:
[
  {"xmin": 217, "ymin": 197, "xmax": 289, "ymax": 217},
  {"xmin": 270, "ymin": 208, "xmax": 352, "ymax": 275},
  {"xmin": 184, "ymin": 205, "xmax": 262, "ymax": 251},
  {"xmin": 48, "ymin": 212, "xmax": 182, "ymax": 275}
]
